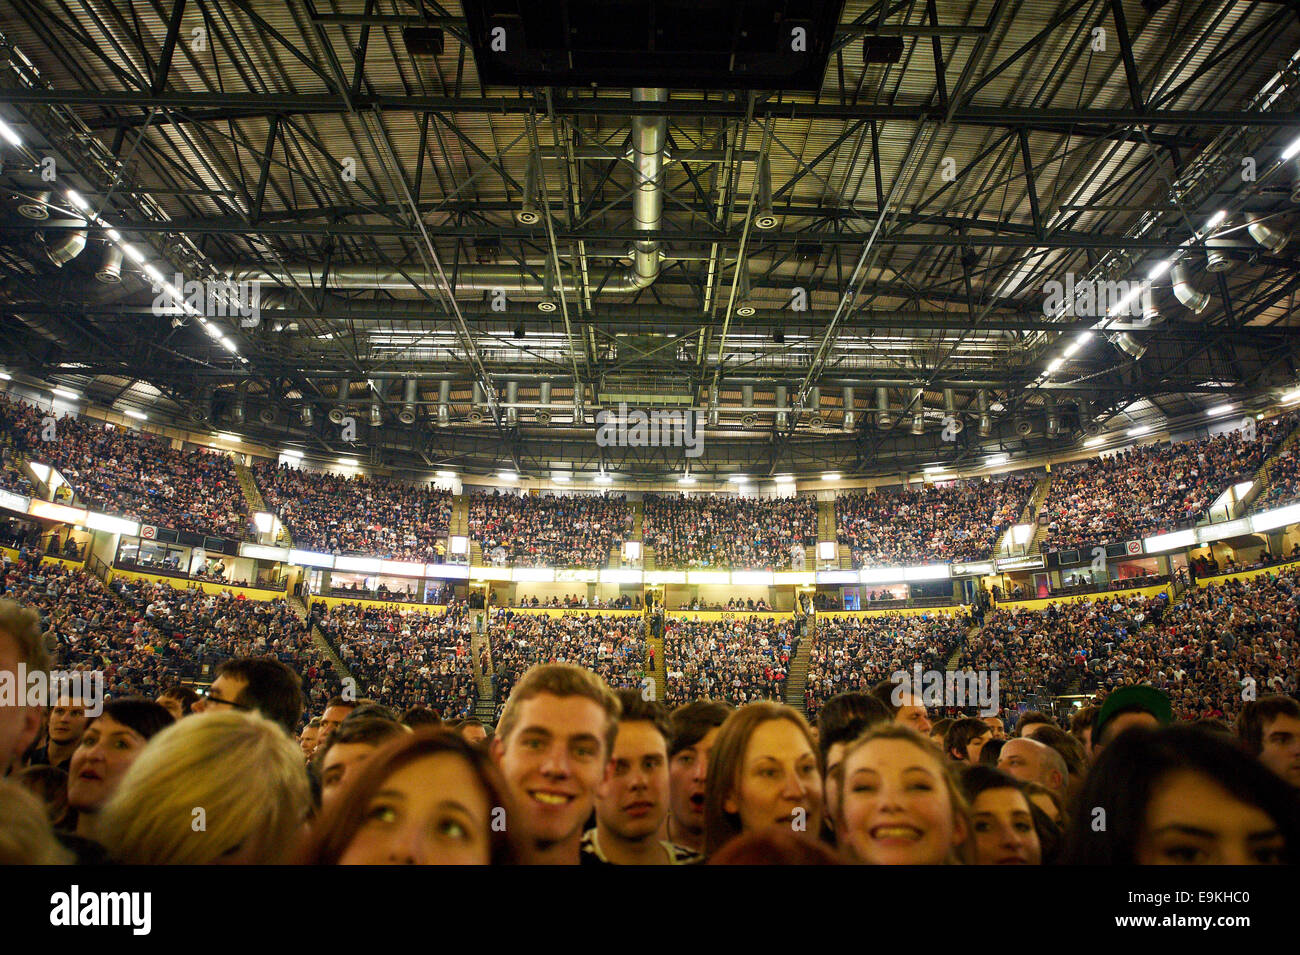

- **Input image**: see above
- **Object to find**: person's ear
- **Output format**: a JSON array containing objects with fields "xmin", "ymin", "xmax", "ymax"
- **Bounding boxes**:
[
  {"xmin": 951, "ymin": 811, "xmax": 968, "ymax": 848},
  {"xmin": 489, "ymin": 735, "xmax": 505, "ymax": 767}
]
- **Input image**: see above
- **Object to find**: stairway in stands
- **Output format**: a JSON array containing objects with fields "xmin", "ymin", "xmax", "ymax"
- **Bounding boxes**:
[
  {"xmin": 1003, "ymin": 472, "xmax": 1051, "ymax": 555},
  {"xmin": 290, "ymin": 593, "xmax": 353, "ymax": 685},
  {"xmin": 946, "ymin": 621, "xmax": 981, "ymax": 669},
  {"xmin": 783, "ymin": 619, "xmax": 815, "ymax": 714},
  {"xmin": 646, "ymin": 611, "xmax": 667, "ymax": 705},
  {"xmin": 450, "ymin": 493, "xmax": 469, "ymax": 538},
  {"xmin": 1243, "ymin": 416, "xmax": 1300, "ymax": 511},
  {"xmin": 470, "ymin": 618, "xmax": 496, "ymax": 721},
  {"xmin": 233, "ymin": 459, "xmax": 266, "ymax": 513}
]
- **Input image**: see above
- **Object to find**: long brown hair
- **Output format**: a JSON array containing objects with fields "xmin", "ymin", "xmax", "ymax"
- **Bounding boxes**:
[
  {"xmin": 299, "ymin": 730, "xmax": 519, "ymax": 865},
  {"xmin": 703, "ymin": 702, "xmax": 820, "ymax": 857}
]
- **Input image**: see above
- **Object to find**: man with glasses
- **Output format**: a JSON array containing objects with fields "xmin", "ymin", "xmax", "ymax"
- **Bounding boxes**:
[{"xmin": 193, "ymin": 657, "xmax": 302, "ymax": 735}]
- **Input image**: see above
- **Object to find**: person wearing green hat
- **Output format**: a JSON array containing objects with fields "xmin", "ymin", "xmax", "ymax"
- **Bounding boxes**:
[{"xmin": 1091, "ymin": 685, "xmax": 1173, "ymax": 757}]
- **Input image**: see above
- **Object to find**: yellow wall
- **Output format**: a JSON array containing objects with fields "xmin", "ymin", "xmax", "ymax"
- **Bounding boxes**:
[
  {"xmin": 820, "ymin": 605, "xmax": 967, "ymax": 620},
  {"xmin": 312, "ymin": 594, "xmax": 448, "ymax": 614},
  {"xmin": 504, "ymin": 606, "xmax": 640, "ymax": 618},
  {"xmin": 994, "ymin": 582, "xmax": 1171, "ymax": 611},
  {"xmin": 107, "ymin": 566, "xmax": 285, "ymax": 601},
  {"xmin": 1194, "ymin": 556, "xmax": 1300, "ymax": 587},
  {"xmin": 1, "ymin": 546, "xmax": 85, "ymax": 572},
  {"xmin": 665, "ymin": 609, "xmax": 789, "ymax": 621}
]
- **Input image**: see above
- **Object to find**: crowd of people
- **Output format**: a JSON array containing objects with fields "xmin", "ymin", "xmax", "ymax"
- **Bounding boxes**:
[
  {"xmin": 312, "ymin": 601, "xmax": 476, "ymax": 720},
  {"xmin": 663, "ymin": 615, "xmax": 797, "ymax": 707},
  {"xmin": 0, "ymin": 392, "xmax": 247, "ymax": 537},
  {"xmin": 804, "ymin": 612, "xmax": 970, "ymax": 717},
  {"xmin": 836, "ymin": 476, "xmax": 1036, "ymax": 567},
  {"xmin": 643, "ymin": 493, "xmax": 817, "ymax": 570},
  {"xmin": 468, "ymin": 490, "xmax": 632, "ymax": 569},
  {"xmin": 1040, "ymin": 415, "xmax": 1295, "ymax": 552},
  {"xmin": 965, "ymin": 567, "xmax": 1300, "ymax": 722},
  {"xmin": 1258, "ymin": 435, "xmax": 1300, "ymax": 509},
  {"xmin": 253, "ymin": 461, "xmax": 452, "ymax": 561},
  {"xmin": 485, "ymin": 609, "xmax": 646, "ymax": 720}
]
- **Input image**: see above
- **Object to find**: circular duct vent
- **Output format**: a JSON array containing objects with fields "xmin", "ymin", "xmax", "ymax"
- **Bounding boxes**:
[
  {"xmin": 741, "ymin": 412, "xmax": 759, "ymax": 428},
  {"xmin": 18, "ymin": 191, "xmax": 50, "ymax": 220},
  {"xmin": 398, "ymin": 408, "xmax": 417, "ymax": 425},
  {"xmin": 1015, "ymin": 418, "xmax": 1034, "ymax": 437},
  {"xmin": 258, "ymin": 406, "xmax": 277, "ymax": 425},
  {"xmin": 806, "ymin": 414, "xmax": 825, "ymax": 429},
  {"xmin": 535, "ymin": 410, "xmax": 552, "ymax": 426},
  {"xmin": 468, "ymin": 409, "xmax": 485, "ymax": 424},
  {"xmin": 537, "ymin": 300, "xmax": 557, "ymax": 313},
  {"xmin": 327, "ymin": 408, "xmax": 347, "ymax": 424}
]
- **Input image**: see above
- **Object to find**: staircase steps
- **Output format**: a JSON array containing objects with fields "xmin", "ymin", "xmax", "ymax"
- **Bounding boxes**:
[
  {"xmin": 783, "ymin": 618, "xmax": 815, "ymax": 714},
  {"xmin": 817, "ymin": 499, "xmax": 837, "ymax": 541},
  {"xmin": 470, "ymin": 616, "xmax": 496, "ymax": 720},
  {"xmin": 1246, "ymin": 417, "xmax": 1300, "ymax": 510},
  {"xmin": 292, "ymin": 593, "xmax": 353, "ymax": 685}
]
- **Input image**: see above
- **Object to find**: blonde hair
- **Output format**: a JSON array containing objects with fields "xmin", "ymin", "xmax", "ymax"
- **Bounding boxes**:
[
  {"xmin": 96, "ymin": 710, "xmax": 311, "ymax": 864},
  {"xmin": 0, "ymin": 597, "xmax": 49, "ymax": 672},
  {"xmin": 0, "ymin": 780, "xmax": 72, "ymax": 864}
]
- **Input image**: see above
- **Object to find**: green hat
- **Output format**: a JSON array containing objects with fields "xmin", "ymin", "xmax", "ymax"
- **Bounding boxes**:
[{"xmin": 1094, "ymin": 685, "xmax": 1172, "ymax": 743}]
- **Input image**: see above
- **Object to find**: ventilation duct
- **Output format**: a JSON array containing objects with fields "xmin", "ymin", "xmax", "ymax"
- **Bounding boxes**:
[
  {"xmin": 517, "ymin": 152, "xmax": 541, "ymax": 225},
  {"xmin": 300, "ymin": 404, "xmax": 314, "ymax": 427},
  {"xmin": 910, "ymin": 388, "xmax": 925, "ymax": 435},
  {"xmin": 753, "ymin": 154, "xmax": 777, "ymax": 230},
  {"xmin": 942, "ymin": 389, "xmax": 964, "ymax": 433},
  {"xmin": 573, "ymin": 384, "xmax": 585, "ymax": 424},
  {"xmin": 398, "ymin": 379, "xmax": 419, "ymax": 424},
  {"xmin": 537, "ymin": 257, "xmax": 558, "ymax": 313},
  {"xmin": 1045, "ymin": 396, "xmax": 1060, "ymax": 437},
  {"xmin": 708, "ymin": 385, "xmax": 719, "ymax": 427},
  {"xmin": 735, "ymin": 257, "xmax": 757, "ymax": 317},
  {"xmin": 976, "ymin": 390, "xmax": 991, "ymax": 438},
  {"xmin": 469, "ymin": 383, "xmax": 485, "ymax": 424},
  {"xmin": 329, "ymin": 378, "xmax": 351, "ymax": 423},
  {"xmin": 1171, "ymin": 262, "xmax": 1209, "ymax": 314},
  {"xmin": 1111, "ymin": 332, "xmax": 1147, "ymax": 360},
  {"xmin": 370, "ymin": 402, "xmax": 382, "ymax": 428},
  {"xmin": 437, "ymin": 380, "xmax": 451, "ymax": 427},
  {"xmin": 259, "ymin": 404, "xmax": 277, "ymax": 425},
  {"xmin": 775, "ymin": 385, "xmax": 788, "ymax": 429},
  {"xmin": 1292, "ymin": 162, "xmax": 1300, "ymax": 204},
  {"xmin": 1015, "ymin": 418, "xmax": 1034, "ymax": 438},
  {"xmin": 1246, "ymin": 213, "xmax": 1288, "ymax": 252},
  {"xmin": 807, "ymin": 387, "xmax": 824, "ymax": 428},
  {"xmin": 505, "ymin": 380, "xmax": 519, "ymax": 427},
  {"xmin": 875, "ymin": 387, "xmax": 892, "ymax": 430},
  {"xmin": 18, "ymin": 190, "xmax": 50, "ymax": 220},
  {"xmin": 537, "ymin": 381, "xmax": 553, "ymax": 425},
  {"xmin": 231, "ymin": 381, "xmax": 249, "ymax": 425},
  {"xmin": 95, "ymin": 245, "xmax": 123, "ymax": 284},
  {"xmin": 740, "ymin": 384, "xmax": 757, "ymax": 428},
  {"xmin": 1205, "ymin": 247, "xmax": 1232, "ymax": 273},
  {"xmin": 45, "ymin": 227, "xmax": 87, "ymax": 267}
]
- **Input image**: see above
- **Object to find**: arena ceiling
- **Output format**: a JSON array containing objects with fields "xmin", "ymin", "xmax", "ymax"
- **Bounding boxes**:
[{"xmin": 2, "ymin": 0, "xmax": 1300, "ymax": 481}]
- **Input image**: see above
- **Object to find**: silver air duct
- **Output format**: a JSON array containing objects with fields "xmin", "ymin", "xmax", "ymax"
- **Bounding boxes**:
[
  {"xmin": 329, "ymin": 378, "xmax": 351, "ymax": 423},
  {"xmin": 517, "ymin": 152, "xmax": 541, "ymax": 225},
  {"xmin": 775, "ymin": 385, "xmax": 788, "ymax": 429},
  {"xmin": 399, "ymin": 379, "xmax": 419, "ymax": 424},
  {"xmin": 741, "ymin": 385, "xmax": 757, "ymax": 428},
  {"xmin": 95, "ymin": 245, "xmax": 123, "ymax": 284},
  {"xmin": 976, "ymin": 390, "xmax": 992, "ymax": 438},
  {"xmin": 874, "ymin": 386, "xmax": 891, "ymax": 430},
  {"xmin": 1045, "ymin": 396, "xmax": 1060, "ymax": 437},
  {"xmin": 807, "ymin": 387, "xmax": 824, "ymax": 427},
  {"xmin": 537, "ymin": 381, "xmax": 552, "ymax": 425},
  {"xmin": 231, "ymin": 381, "xmax": 248, "ymax": 424},
  {"xmin": 910, "ymin": 388, "xmax": 925, "ymax": 435},
  {"xmin": 370, "ymin": 402, "xmax": 382, "ymax": 428},
  {"xmin": 1171, "ymin": 262, "xmax": 1209, "ymax": 314},
  {"xmin": 437, "ymin": 380, "xmax": 451, "ymax": 427},
  {"xmin": 300, "ymin": 405, "xmax": 314, "ymax": 427},
  {"xmin": 1205, "ymin": 247, "xmax": 1232, "ymax": 273},
  {"xmin": 1246, "ymin": 213, "xmax": 1288, "ymax": 252},
  {"xmin": 18, "ymin": 190, "xmax": 50, "ymax": 220},
  {"xmin": 736, "ymin": 257, "xmax": 757, "ymax": 317},
  {"xmin": 505, "ymin": 380, "xmax": 519, "ymax": 427},
  {"xmin": 1111, "ymin": 332, "xmax": 1147, "ymax": 360},
  {"xmin": 45, "ymin": 227, "xmax": 87, "ymax": 266},
  {"xmin": 753, "ymin": 154, "xmax": 777, "ymax": 230},
  {"xmin": 469, "ymin": 383, "xmax": 485, "ymax": 424},
  {"xmin": 942, "ymin": 389, "xmax": 964, "ymax": 433}
]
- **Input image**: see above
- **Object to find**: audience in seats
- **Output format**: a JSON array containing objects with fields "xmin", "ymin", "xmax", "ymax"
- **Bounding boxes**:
[
  {"xmin": 663, "ymin": 615, "xmax": 797, "ymax": 707},
  {"xmin": 643, "ymin": 493, "xmax": 816, "ymax": 570},
  {"xmin": 836, "ymin": 476, "xmax": 1035, "ymax": 567},
  {"xmin": 468, "ymin": 490, "xmax": 631, "ymax": 569},
  {"xmin": 253, "ymin": 460, "xmax": 452, "ymax": 562},
  {"xmin": 0, "ymin": 392, "xmax": 246, "ymax": 537},
  {"xmin": 1040, "ymin": 414, "xmax": 1295, "ymax": 551},
  {"xmin": 312, "ymin": 601, "xmax": 476, "ymax": 720}
]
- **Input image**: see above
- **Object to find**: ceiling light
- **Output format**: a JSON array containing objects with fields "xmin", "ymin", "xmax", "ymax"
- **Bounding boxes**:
[
  {"xmin": 0, "ymin": 372, "xmax": 11, "ymax": 381},
  {"xmin": 821, "ymin": 472, "xmax": 840, "ymax": 482},
  {"xmin": 1282, "ymin": 388, "xmax": 1300, "ymax": 405},
  {"xmin": 985, "ymin": 454, "xmax": 1008, "ymax": 466},
  {"xmin": 339, "ymin": 457, "xmax": 359, "ymax": 467},
  {"xmin": 1128, "ymin": 425, "xmax": 1150, "ymax": 437},
  {"xmin": 66, "ymin": 189, "xmax": 89, "ymax": 211},
  {"xmin": 1063, "ymin": 339, "xmax": 1085, "ymax": 358},
  {"xmin": 0, "ymin": 118, "xmax": 22, "ymax": 147},
  {"xmin": 678, "ymin": 474, "xmax": 697, "ymax": 485},
  {"xmin": 923, "ymin": 465, "xmax": 946, "ymax": 474},
  {"xmin": 1203, "ymin": 210, "xmax": 1226, "ymax": 231},
  {"xmin": 1045, "ymin": 357, "xmax": 1064, "ymax": 374},
  {"xmin": 435, "ymin": 470, "xmax": 456, "ymax": 479},
  {"xmin": 498, "ymin": 470, "xmax": 518, "ymax": 481},
  {"xmin": 122, "ymin": 244, "xmax": 145, "ymax": 264},
  {"xmin": 1206, "ymin": 403, "xmax": 1235, "ymax": 417},
  {"xmin": 143, "ymin": 264, "xmax": 164, "ymax": 283},
  {"xmin": 106, "ymin": 228, "xmax": 121, "ymax": 242},
  {"xmin": 51, "ymin": 388, "xmax": 80, "ymax": 400},
  {"xmin": 594, "ymin": 473, "xmax": 613, "ymax": 484},
  {"xmin": 123, "ymin": 409, "xmax": 147, "ymax": 421},
  {"xmin": 1147, "ymin": 259, "xmax": 1172, "ymax": 280},
  {"xmin": 282, "ymin": 450, "xmax": 304, "ymax": 460},
  {"xmin": 1085, "ymin": 435, "xmax": 1106, "ymax": 447},
  {"xmin": 729, "ymin": 475, "xmax": 749, "ymax": 485},
  {"xmin": 774, "ymin": 475, "xmax": 795, "ymax": 485},
  {"xmin": 552, "ymin": 473, "xmax": 571, "ymax": 484},
  {"xmin": 1283, "ymin": 135, "xmax": 1300, "ymax": 161}
]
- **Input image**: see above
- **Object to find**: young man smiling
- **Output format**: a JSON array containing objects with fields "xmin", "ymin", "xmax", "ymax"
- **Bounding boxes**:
[
  {"xmin": 584, "ymin": 690, "xmax": 701, "ymax": 865},
  {"xmin": 491, "ymin": 663, "xmax": 621, "ymax": 865}
]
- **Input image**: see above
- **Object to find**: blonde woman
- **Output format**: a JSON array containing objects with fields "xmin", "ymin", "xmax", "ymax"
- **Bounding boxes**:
[{"xmin": 96, "ymin": 710, "xmax": 312, "ymax": 864}]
